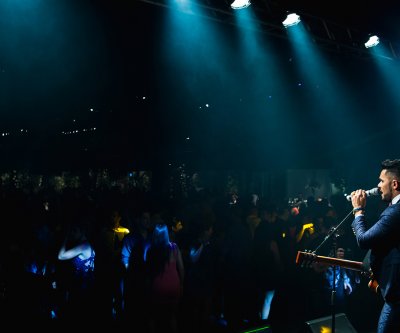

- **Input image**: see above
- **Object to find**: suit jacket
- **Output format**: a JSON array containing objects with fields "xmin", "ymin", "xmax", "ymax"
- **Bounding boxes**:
[{"xmin": 352, "ymin": 203, "xmax": 400, "ymax": 302}]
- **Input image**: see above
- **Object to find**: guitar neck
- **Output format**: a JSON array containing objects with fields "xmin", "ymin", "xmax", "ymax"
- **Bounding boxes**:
[{"xmin": 296, "ymin": 251, "xmax": 365, "ymax": 272}]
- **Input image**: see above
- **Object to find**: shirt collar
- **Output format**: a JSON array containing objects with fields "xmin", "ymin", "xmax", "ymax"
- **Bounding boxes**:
[{"xmin": 392, "ymin": 194, "xmax": 400, "ymax": 205}]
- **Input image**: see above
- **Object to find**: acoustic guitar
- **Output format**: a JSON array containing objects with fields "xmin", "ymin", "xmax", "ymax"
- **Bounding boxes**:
[{"xmin": 295, "ymin": 250, "xmax": 379, "ymax": 293}]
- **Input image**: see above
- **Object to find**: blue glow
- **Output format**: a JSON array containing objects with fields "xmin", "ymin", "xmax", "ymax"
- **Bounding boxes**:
[{"xmin": 368, "ymin": 42, "xmax": 400, "ymax": 114}]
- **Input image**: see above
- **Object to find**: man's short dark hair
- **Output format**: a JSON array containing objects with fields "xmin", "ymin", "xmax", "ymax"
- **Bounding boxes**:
[{"xmin": 381, "ymin": 159, "xmax": 400, "ymax": 179}]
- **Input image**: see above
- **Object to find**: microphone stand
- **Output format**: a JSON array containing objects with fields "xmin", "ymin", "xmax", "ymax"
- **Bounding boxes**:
[{"xmin": 311, "ymin": 208, "xmax": 354, "ymax": 333}]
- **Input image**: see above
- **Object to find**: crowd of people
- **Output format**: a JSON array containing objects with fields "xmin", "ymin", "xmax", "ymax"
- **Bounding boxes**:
[{"xmin": 0, "ymin": 171, "xmax": 385, "ymax": 332}]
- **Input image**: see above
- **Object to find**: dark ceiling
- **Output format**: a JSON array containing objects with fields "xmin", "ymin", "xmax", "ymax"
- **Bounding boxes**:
[{"xmin": 0, "ymin": 0, "xmax": 399, "ymax": 174}]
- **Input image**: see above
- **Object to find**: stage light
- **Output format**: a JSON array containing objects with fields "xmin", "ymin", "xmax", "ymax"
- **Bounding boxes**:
[
  {"xmin": 365, "ymin": 35, "xmax": 380, "ymax": 48},
  {"xmin": 230, "ymin": 0, "xmax": 251, "ymax": 10},
  {"xmin": 282, "ymin": 13, "xmax": 301, "ymax": 28}
]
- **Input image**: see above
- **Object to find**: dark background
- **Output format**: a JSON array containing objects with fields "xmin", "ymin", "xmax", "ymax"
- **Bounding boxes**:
[{"xmin": 0, "ymin": 0, "xmax": 399, "ymax": 188}]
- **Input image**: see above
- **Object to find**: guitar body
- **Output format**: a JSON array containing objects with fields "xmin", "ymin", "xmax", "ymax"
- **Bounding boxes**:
[{"xmin": 296, "ymin": 250, "xmax": 379, "ymax": 293}]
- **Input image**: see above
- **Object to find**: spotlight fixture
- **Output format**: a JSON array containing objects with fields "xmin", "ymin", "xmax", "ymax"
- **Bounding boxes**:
[
  {"xmin": 282, "ymin": 13, "xmax": 301, "ymax": 28},
  {"xmin": 231, "ymin": 0, "xmax": 251, "ymax": 10},
  {"xmin": 364, "ymin": 35, "xmax": 380, "ymax": 48}
]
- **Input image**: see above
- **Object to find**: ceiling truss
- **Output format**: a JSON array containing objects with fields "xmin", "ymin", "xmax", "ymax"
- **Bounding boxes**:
[{"xmin": 137, "ymin": 0, "xmax": 399, "ymax": 61}]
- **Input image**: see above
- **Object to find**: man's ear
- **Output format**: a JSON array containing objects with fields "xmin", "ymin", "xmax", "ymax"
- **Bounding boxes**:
[{"xmin": 392, "ymin": 179, "xmax": 400, "ymax": 191}]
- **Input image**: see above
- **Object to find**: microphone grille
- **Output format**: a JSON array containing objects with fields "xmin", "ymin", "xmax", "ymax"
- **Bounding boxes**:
[{"xmin": 368, "ymin": 188, "xmax": 380, "ymax": 196}]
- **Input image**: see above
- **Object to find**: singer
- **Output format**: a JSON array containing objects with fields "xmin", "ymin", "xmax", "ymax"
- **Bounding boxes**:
[{"xmin": 350, "ymin": 159, "xmax": 400, "ymax": 333}]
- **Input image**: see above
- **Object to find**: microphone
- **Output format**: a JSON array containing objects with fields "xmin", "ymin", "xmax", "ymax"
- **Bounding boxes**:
[{"xmin": 345, "ymin": 188, "xmax": 380, "ymax": 201}]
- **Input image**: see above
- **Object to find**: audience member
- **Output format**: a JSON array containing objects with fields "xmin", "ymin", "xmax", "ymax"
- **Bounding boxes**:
[
  {"xmin": 57, "ymin": 220, "xmax": 96, "ymax": 325},
  {"xmin": 145, "ymin": 223, "xmax": 185, "ymax": 333}
]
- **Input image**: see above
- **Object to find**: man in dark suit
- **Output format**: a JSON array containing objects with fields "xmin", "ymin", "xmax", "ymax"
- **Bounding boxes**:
[{"xmin": 350, "ymin": 158, "xmax": 400, "ymax": 333}]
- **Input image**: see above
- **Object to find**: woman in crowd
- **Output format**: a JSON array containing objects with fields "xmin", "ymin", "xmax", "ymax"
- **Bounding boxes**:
[
  {"xmin": 57, "ymin": 220, "xmax": 96, "ymax": 325},
  {"xmin": 145, "ymin": 223, "xmax": 185, "ymax": 333}
]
